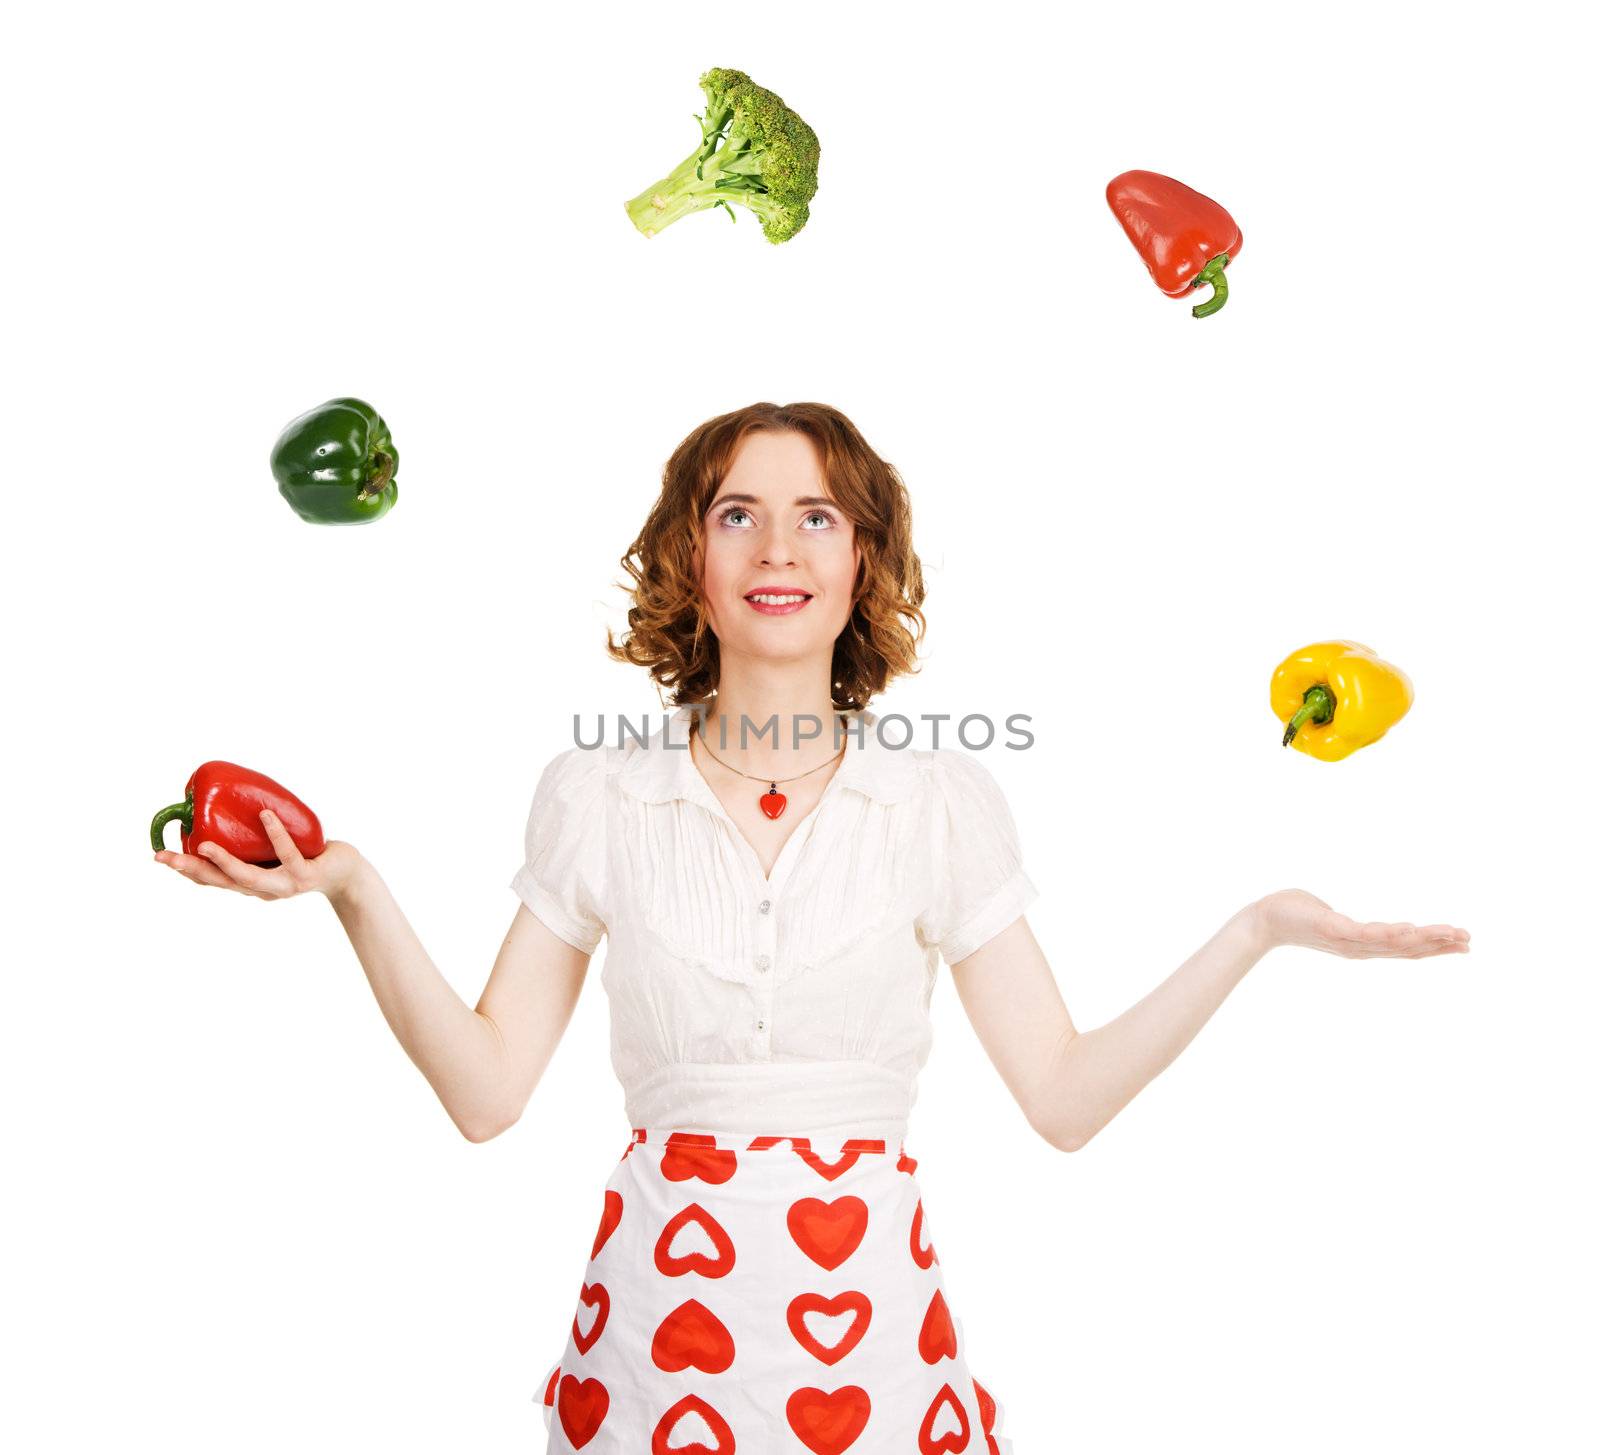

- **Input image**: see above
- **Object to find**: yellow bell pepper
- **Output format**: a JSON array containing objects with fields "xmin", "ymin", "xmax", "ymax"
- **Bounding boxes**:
[{"xmin": 1270, "ymin": 641, "xmax": 1413, "ymax": 761}]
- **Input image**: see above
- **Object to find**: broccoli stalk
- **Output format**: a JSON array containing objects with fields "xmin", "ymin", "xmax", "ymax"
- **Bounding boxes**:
[{"xmin": 625, "ymin": 68, "xmax": 820, "ymax": 245}]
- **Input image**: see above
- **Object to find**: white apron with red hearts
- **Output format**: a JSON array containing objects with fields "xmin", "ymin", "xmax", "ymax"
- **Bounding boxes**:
[{"xmin": 537, "ymin": 1127, "xmax": 1012, "ymax": 1454}]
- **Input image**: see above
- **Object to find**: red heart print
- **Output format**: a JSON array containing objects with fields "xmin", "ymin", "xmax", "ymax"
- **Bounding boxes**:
[
  {"xmin": 917, "ymin": 1383, "xmax": 972, "ymax": 1454},
  {"xmin": 655, "ymin": 1203, "xmax": 737, "ymax": 1278},
  {"xmin": 572, "ymin": 1282, "xmax": 610, "ymax": 1355},
  {"xmin": 795, "ymin": 1147, "xmax": 862, "ymax": 1181},
  {"xmin": 592, "ymin": 1190, "xmax": 623, "ymax": 1258},
  {"xmin": 788, "ymin": 1196, "xmax": 869, "ymax": 1271},
  {"xmin": 542, "ymin": 1363, "xmax": 560, "ymax": 1407},
  {"xmin": 652, "ymin": 1298, "xmax": 736, "ymax": 1374},
  {"xmin": 661, "ymin": 1132, "xmax": 739, "ymax": 1185},
  {"xmin": 557, "ymin": 1373, "xmax": 609, "ymax": 1448},
  {"xmin": 972, "ymin": 1377, "xmax": 1001, "ymax": 1452},
  {"xmin": 910, "ymin": 1200, "xmax": 938, "ymax": 1269},
  {"xmin": 651, "ymin": 1392, "xmax": 736, "ymax": 1455},
  {"xmin": 897, "ymin": 1150, "xmax": 918, "ymax": 1174},
  {"xmin": 760, "ymin": 789, "xmax": 787, "ymax": 819},
  {"xmin": 917, "ymin": 1289, "xmax": 958, "ymax": 1363},
  {"xmin": 786, "ymin": 1384, "xmax": 872, "ymax": 1454},
  {"xmin": 787, "ymin": 1291, "xmax": 872, "ymax": 1365},
  {"xmin": 794, "ymin": 1138, "xmax": 883, "ymax": 1181},
  {"xmin": 749, "ymin": 1134, "xmax": 810, "ymax": 1151}
]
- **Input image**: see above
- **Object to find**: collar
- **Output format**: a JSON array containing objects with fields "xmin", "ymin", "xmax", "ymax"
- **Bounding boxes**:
[{"xmin": 616, "ymin": 706, "xmax": 922, "ymax": 808}]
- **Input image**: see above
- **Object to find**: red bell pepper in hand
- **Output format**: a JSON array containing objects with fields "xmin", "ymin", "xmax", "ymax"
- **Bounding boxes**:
[
  {"xmin": 1106, "ymin": 170, "xmax": 1243, "ymax": 318},
  {"xmin": 150, "ymin": 761, "xmax": 325, "ymax": 865}
]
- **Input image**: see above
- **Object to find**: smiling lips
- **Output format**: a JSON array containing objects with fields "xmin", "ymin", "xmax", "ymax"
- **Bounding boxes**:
[{"xmin": 744, "ymin": 588, "xmax": 813, "ymax": 616}]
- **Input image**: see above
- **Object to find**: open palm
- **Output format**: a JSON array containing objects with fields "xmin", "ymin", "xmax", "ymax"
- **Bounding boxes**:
[{"xmin": 1257, "ymin": 888, "xmax": 1470, "ymax": 959}]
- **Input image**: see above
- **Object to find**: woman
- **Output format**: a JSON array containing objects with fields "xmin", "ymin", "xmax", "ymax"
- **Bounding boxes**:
[{"xmin": 154, "ymin": 401, "xmax": 1469, "ymax": 1452}]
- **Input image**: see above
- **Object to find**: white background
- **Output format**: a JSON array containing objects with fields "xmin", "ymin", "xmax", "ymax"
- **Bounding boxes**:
[{"xmin": 4, "ymin": 0, "xmax": 1595, "ymax": 1450}]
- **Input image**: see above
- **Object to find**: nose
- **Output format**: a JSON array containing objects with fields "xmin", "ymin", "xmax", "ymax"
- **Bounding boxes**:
[{"xmin": 757, "ymin": 522, "xmax": 795, "ymax": 567}]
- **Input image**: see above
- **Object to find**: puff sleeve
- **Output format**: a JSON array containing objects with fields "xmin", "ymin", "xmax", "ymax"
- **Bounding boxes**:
[
  {"xmin": 510, "ymin": 745, "xmax": 608, "ymax": 954},
  {"xmin": 917, "ymin": 749, "xmax": 1040, "ymax": 965}
]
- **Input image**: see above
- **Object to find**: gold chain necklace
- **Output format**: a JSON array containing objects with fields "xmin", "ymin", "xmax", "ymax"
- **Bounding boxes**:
[{"xmin": 691, "ymin": 719, "xmax": 849, "ymax": 820}]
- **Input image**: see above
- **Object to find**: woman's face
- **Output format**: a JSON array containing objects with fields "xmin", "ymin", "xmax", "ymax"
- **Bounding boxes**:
[{"xmin": 698, "ymin": 429, "xmax": 860, "ymax": 668}]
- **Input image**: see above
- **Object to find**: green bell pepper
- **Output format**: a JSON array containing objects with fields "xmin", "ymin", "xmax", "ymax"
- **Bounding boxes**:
[{"xmin": 270, "ymin": 397, "xmax": 398, "ymax": 524}]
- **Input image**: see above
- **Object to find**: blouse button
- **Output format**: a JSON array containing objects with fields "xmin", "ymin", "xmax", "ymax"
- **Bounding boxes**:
[
  {"xmin": 756, "ymin": 1018, "xmax": 766, "ymax": 1030},
  {"xmin": 754, "ymin": 954, "xmax": 771, "ymax": 973},
  {"xmin": 758, "ymin": 899, "xmax": 772, "ymax": 914}
]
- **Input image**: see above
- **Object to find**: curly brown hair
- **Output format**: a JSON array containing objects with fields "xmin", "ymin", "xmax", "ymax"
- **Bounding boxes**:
[{"xmin": 605, "ymin": 402, "xmax": 926, "ymax": 712}]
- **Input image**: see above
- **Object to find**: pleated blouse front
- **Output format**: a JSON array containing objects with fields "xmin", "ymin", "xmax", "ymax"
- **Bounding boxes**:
[{"xmin": 510, "ymin": 707, "xmax": 1039, "ymax": 1143}]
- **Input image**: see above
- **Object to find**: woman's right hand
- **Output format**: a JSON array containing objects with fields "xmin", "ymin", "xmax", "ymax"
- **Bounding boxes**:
[{"xmin": 154, "ymin": 809, "xmax": 363, "ymax": 902}]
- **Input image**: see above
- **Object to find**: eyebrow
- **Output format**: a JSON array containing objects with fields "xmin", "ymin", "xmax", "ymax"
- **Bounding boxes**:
[{"xmin": 708, "ymin": 493, "xmax": 838, "ymax": 509}]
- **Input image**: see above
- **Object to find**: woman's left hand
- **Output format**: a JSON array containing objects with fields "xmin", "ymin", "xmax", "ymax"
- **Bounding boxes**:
[{"xmin": 1251, "ymin": 888, "xmax": 1471, "ymax": 959}]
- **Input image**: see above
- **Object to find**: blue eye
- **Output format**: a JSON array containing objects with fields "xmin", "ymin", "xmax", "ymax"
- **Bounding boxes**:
[{"xmin": 716, "ymin": 506, "xmax": 838, "ymax": 529}]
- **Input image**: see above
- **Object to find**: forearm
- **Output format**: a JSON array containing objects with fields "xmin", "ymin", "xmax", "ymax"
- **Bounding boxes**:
[
  {"xmin": 326, "ymin": 857, "xmax": 509, "ymax": 1140},
  {"xmin": 1040, "ymin": 904, "xmax": 1270, "ymax": 1151}
]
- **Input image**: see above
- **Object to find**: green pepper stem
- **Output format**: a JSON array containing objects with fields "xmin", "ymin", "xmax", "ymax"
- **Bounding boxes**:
[
  {"xmin": 1190, "ymin": 253, "xmax": 1231, "ymax": 319},
  {"xmin": 1282, "ymin": 684, "xmax": 1336, "ymax": 746},
  {"xmin": 358, "ymin": 450, "xmax": 395, "ymax": 502},
  {"xmin": 150, "ymin": 799, "xmax": 193, "ymax": 851}
]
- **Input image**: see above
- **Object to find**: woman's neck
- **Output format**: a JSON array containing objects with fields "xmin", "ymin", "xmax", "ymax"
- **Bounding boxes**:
[{"xmin": 692, "ymin": 666, "xmax": 854, "ymax": 775}]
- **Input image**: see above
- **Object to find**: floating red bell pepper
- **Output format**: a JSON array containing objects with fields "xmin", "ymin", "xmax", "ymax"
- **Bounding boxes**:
[
  {"xmin": 150, "ymin": 761, "xmax": 325, "ymax": 864},
  {"xmin": 1106, "ymin": 170, "xmax": 1243, "ymax": 318}
]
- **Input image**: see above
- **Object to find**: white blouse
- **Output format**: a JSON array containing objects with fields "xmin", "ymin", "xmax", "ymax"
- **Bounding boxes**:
[{"xmin": 511, "ymin": 706, "xmax": 1039, "ymax": 1143}]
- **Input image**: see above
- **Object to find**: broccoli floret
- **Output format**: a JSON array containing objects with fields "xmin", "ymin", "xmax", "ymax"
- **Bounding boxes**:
[{"xmin": 624, "ymin": 68, "xmax": 820, "ymax": 244}]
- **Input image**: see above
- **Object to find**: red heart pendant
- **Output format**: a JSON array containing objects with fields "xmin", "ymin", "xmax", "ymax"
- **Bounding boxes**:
[{"xmin": 760, "ymin": 788, "xmax": 787, "ymax": 819}]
